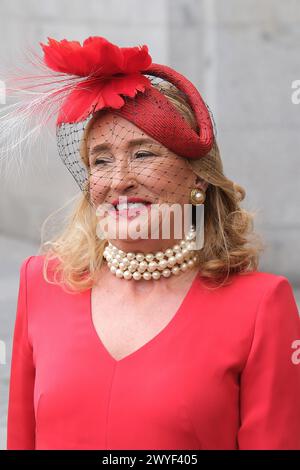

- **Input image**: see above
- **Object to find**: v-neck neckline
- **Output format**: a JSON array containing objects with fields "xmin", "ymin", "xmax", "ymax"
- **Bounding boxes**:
[{"xmin": 88, "ymin": 270, "xmax": 201, "ymax": 366}]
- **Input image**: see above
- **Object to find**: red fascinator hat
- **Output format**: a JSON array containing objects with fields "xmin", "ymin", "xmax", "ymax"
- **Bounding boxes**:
[
  {"xmin": 0, "ymin": 35, "xmax": 216, "ymax": 192},
  {"xmin": 40, "ymin": 36, "xmax": 214, "ymax": 159}
]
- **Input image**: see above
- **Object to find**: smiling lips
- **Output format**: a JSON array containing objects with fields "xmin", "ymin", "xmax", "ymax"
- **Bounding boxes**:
[
  {"xmin": 111, "ymin": 197, "xmax": 152, "ymax": 207},
  {"xmin": 108, "ymin": 199, "xmax": 152, "ymax": 219}
]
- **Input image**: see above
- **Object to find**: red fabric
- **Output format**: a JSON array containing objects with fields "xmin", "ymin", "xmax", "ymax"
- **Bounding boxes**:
[
  {"xmin": 7, "ymin": 255, "xmax": 300, "ymax": 450},
  {"xmin": 114, "ymin": 63, "xmax": 214, "ymax": 159}
]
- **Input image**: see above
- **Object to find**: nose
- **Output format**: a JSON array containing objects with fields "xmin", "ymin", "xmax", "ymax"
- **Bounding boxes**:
[{"xmin": 110, "ymin": 162, "xmax": 137, "ymax": 194}]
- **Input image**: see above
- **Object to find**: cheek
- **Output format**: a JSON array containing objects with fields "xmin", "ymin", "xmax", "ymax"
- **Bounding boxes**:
[
  {"xmin": 148, "ymin": 163, "xmax": 193, "ymax": 204},
  {"xmin": 137, "ymin": 159, "xmax": 190, "ymax": 200},
  {"xmin": 88, "ymin": 171, "xmax": 109, "ymax": 205}
]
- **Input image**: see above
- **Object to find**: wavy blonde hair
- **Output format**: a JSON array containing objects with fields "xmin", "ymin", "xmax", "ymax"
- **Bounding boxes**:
[{"xmin": 39, "ymin": 80, "xmax": 266, "ymax": 292}]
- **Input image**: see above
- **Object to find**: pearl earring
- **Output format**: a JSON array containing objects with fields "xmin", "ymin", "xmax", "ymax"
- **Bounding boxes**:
[{"xmin": 190, "ymin": 188, "xmax": 206, "ymax": 205}]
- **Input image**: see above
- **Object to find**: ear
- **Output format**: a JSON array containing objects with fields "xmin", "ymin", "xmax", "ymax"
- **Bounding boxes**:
[{"xmin": 195, "ymin": 176, "xmax": 209, "ymax": 192}]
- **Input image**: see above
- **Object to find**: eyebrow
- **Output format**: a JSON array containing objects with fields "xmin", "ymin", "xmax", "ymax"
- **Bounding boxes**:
[{"xmin": 89, "ymin": 138, "xmax": 158, "ymax": 156}]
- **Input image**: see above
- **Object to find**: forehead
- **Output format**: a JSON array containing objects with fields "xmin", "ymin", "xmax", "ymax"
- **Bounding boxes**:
[
  {"xmin": 87, "ymin": 112, "xmax": 148, "ymax": 142},
  {"xmin": 85, "ymin": 112, "xmax": 187, "ymax": 166}
]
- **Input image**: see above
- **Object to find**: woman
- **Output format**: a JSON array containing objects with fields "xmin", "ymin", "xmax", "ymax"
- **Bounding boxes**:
[{"xmin": 5, "ymin": 36, "xmax": 300, "ymax": 450}]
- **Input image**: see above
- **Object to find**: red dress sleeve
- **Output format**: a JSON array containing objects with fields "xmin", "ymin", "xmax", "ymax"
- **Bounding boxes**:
[
  {"xmin": 237, "ymin": 276, "xmax": 300, "ymax": 449},
  {"xmin": 6, "ymin": 256, "xmax": 36, "ymax": 450}
]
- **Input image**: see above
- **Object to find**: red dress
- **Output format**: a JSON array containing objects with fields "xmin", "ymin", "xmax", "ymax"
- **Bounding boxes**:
[{"xmin": 6, "ymin": 255, "xmax": 300, "ymax": 450}]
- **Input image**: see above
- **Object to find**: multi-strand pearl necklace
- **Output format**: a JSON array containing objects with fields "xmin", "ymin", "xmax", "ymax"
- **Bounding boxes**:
[{"xmin": 103, "ymin": 225, "xmax": 199, "ymax": 281}]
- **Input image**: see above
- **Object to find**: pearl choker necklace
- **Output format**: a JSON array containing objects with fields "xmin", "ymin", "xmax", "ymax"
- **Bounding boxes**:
[{"xmin": 103, "ymin": 225, "xmax": 199, "ymax": 281}]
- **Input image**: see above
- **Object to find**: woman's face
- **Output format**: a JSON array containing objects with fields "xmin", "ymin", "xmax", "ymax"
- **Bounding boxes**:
[{"xmin": 87, "ymin": 112, "xmax": 206, "ymax": 252}]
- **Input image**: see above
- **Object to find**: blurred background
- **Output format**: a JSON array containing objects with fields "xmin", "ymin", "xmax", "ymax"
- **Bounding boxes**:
[{"xmin": 0, "ymin": 0, "xmax": 300, "ymax": 450}]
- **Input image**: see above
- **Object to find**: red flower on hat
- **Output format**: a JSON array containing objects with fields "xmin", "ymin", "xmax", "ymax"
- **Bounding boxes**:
[
  {"xmin": 40, "ymin": 36, "xmax": 152, "ymax": 77},
  {"xmin": 39, "ymin": 36, "xmax": 153, "ymax": 123}
]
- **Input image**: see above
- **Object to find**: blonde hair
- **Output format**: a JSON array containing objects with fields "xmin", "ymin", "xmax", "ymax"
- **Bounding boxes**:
[{"xmin": 39, "ymin": 81, "xmax": 265, "ymax": 292}]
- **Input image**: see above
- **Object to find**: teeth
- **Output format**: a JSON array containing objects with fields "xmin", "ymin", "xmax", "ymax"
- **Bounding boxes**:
[{"xmin": 116, "ymin": 202, "xmax": 149, "ymax": 210}]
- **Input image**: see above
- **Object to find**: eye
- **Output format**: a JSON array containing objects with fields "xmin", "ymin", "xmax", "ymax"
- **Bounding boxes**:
[
  {"xmin": 93, "ymin": 151, "xmax": 155, "ymax": 165},
  {"xmin": 135, "ymin": 151, "xmax": 155, "ymax": 158},
  {"xmin": 94, "ymin": 158, "xmax": 110, "ymax": 165}
]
